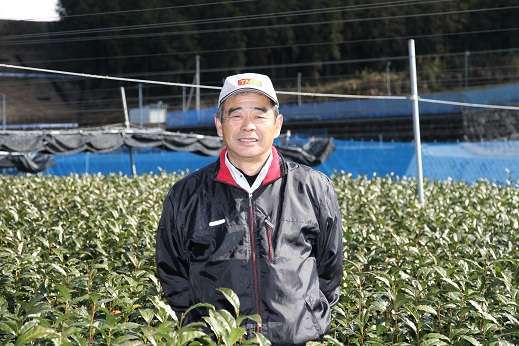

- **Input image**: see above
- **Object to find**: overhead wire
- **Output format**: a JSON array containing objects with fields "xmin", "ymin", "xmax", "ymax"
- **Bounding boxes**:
[
  {"xmin": 4, "ymin": 0, "xmax": 445, "ymax": 39},
  {"xmin": 19, "ymin": 26, "xmax": 519, "ymax": 65},
  {"xmin": 19, "ymin": 0, "xmax": 259, "ymax": 22},
  {"xmin": 4, "ymin": 4, "xmax": 518, "ymax": 45},
  {"xmin": 2, "ymin": 46, "xmax": 518, "ymax": 90}
]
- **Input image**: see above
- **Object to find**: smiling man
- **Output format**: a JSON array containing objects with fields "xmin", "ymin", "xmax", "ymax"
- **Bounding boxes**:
[{"xmin": 156, "ymin": 73, "xmax": 343, "ymax": 345}]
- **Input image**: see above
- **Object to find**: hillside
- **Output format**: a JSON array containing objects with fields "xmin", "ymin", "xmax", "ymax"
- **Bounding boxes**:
[{"xmin": 0, "ymin": 20, "xmax": 122, "ymax": 127}]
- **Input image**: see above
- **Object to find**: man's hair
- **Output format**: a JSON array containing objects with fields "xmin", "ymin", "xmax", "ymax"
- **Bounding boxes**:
[{"xmin": 217, "ymin": 95, "xmax": 280, "ymax": 122}]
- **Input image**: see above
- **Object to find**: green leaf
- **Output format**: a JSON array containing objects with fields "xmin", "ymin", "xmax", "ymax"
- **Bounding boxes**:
[
  {"xmin": 56, "ymin": 284, "xmax": 72, "ymax": 301},
  {"xmin": 217, "ymin": 287, "xmax": 240, "ymax": 317},
  {"xmin": 422, "ymin": 333, "xmax": 450, "ymax": 341},
  {"xmin": 228, "ymin": 327, "xmax": 246, "ymax": 345},
  {"xmin": 417, "ymin": 305, "xmax": 437, "ymax": 316},
  {"xmin": 441, "ymin": 277, "xmax": 460, "ymax": 291},
  {"xmin": 250, "ymin": 332, "xmax": 271, "ymax": 346},
  {"xmin": 203, "ymin": 310, "xmax": 228, "ymax": 341},
  {"xmin": 50, "ymin": 263, "xmax": 67, "ymax": 276},
  {"xmin": 140, "ymin": 309, "xmax": 155, "ymax": 324},
  {"xmin": 402, "ymin": 317, "xmax": 417, "ymax": 335},
  {"xmin": 236, "ymin": 314, "xmax": 262, "ymax": 327},
  {"xmin": 373, "ymin": 275, "xmax": 391, "ymax": 288},
  {"xmin": 16, "ymin": 324, "xmax": 59, "ymax": 346},
  {"xmin": 181, "ymin": 302, "xmax": 214, "ymax": 326},
  {"xmin": 460, "ymin": 335, "xmax": 483, "ymax": 346},
  {"xmin": 178, "ymin": 330, "xmax": 207, "ymax": 345}
]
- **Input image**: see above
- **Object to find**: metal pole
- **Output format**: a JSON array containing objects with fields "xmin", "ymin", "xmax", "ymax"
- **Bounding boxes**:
[
  {"xmin": 128, "ymin": 147, "xmax": 137, "ymax": 177},
  {"xmin": 408, "ymin": 39, "xmax": 425, "ymax": 205},
  {"xmin": 182, "ymin": 86, "xmax": 187, "ymax": 111},
  {"xmin": 138, "ymin": 83, "xmax": 143, "ymax": 126},
  {"xmin": 195, "ymin": 55, "xmax": 200, "ymax": 112},
  {"xmin": 121, "ymin": 87, "xmax": 130, "ymax": 129},
  {"xmin": 297, "ymin": 72, "xmax": 302, "ymax": 106},
  {"xmin": 464, "ymin": 51, "xmax": 470, "ymax": 88},
  {"xmin": 120, "ymin": 87, "xmax": 137, "ymax": 176},
  {"xmin": 386, "ymin": 61, "xmax": 392, "ymax": 96},
  {"xmin": 1, "ymin": 94, "xmax": 6, "ymax": 131}
]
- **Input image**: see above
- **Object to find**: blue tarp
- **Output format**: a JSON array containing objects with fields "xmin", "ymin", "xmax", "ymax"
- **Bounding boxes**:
[
  {"xmin": 35, "ymin": 140, "xmax": 519, "ymax": 184},
  {"xmin": 167, "ymin": 82, "xmax": 519, "ymax": 128}
]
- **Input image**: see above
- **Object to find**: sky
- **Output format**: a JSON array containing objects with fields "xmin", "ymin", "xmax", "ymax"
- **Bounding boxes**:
[{"xmin": 0, "ymin": 0, "xmax": 59, "ymax": 21}]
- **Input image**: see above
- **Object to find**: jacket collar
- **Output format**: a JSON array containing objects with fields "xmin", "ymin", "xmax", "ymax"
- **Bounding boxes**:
[{"xmin": 215, "ymin": 146, "xmax": 283, "ymax": 187}]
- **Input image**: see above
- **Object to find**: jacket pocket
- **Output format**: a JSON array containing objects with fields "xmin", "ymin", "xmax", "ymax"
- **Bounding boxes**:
[
  {"xmin": 265, "ymin": 219, "xmax": 275, "ymax": 262},
  {"xmin": 304, "ymin": 290, "xmax": 330, "ymax": 337},
  {"xmin": 188, "ymin": 231, "xmax": 215, "ymax": 262},
  {"xmin": 188, "ymin": 224, "xmax": 246, "ymax": 262}
]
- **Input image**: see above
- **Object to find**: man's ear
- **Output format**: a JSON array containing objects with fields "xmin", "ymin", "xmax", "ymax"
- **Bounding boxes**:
[
  {"xmin": 215, "ymin": 116, "xmax": 223, "ymax": 137},
  {"xmin": 274, "ymin": 114, "xmax": 283, "ymax": 138}
]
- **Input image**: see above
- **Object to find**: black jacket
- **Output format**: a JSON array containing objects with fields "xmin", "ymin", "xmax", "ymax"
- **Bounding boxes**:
[{"xmin": 156, "ymin": 148, "xmax": 343, "ymax": 345}]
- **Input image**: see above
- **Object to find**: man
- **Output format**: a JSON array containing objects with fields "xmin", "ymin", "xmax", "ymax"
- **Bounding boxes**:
[{"xmin": 156, "ymin": 73, "xmax": 343, "ymax": 345}]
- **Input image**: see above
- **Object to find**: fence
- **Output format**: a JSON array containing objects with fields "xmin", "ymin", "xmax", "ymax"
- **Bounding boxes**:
[{"xmin": 2, "ymin": 39, "xmax": 519, "ymax": 204}]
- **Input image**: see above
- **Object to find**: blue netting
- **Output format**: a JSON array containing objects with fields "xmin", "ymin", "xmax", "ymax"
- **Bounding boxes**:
[{"xmin": 35, "ymin": 140, "xmax": 519, "ymax": 184}]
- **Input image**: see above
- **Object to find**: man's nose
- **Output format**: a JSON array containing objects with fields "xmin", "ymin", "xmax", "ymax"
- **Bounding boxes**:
[{"xmin": 240, "ymin": 114, "xmax": 257, "ymax": 131}]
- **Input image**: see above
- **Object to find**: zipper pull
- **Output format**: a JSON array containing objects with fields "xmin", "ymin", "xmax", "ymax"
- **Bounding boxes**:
[{"xmin": 265, "ymin": 219, "xmax": 274, "ymax": 262}]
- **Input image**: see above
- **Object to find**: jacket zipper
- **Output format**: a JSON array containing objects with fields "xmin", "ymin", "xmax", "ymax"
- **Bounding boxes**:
[
  {"xmin": 248, "ymin": 193, "xmax": 262, "ymax": 333},
  {"xmin": 265, "ymin": 219, "xmax": 274, "ymax": 262}
]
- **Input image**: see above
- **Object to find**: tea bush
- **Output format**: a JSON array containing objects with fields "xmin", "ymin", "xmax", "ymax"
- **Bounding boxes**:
[{"xmin": 0, "ymin": 173, "xmax": 518, "ymax": 345}]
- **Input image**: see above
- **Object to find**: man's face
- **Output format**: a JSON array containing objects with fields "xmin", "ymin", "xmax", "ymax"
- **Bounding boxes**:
[{"xmin": 215, "ymin": 92, "xmax": 283, "ymax": 167}]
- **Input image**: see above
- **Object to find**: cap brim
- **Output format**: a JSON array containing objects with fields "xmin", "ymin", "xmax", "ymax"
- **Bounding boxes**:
[{"xmin": 218, "ymin": 88, "xmax": 278, "ymax": 107}]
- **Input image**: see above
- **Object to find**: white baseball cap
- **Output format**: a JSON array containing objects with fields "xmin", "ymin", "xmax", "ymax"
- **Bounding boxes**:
[{"xmin": 218, "ymin": 73, "xmax": 279, "ymax": 107}]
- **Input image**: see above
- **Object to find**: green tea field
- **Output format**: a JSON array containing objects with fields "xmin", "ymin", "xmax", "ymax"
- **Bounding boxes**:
[{"xmin": 0, "ymin": 174, "xmax": 518, "ymax": 345}]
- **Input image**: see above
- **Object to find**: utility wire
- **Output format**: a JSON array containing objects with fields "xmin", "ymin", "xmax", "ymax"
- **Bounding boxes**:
[
  {"xmin": 78, "ymin": 46, "xmax": 519, "ymax": 79},
  {"xmin": 2, "ymin": 45, "xmax": 518, "ymax": 89},
  {"xmin": 5, "ymin": 0, "xmax": 443, "ymax": 39},
  {"xmin": 24, "ymin": 0, "xmax": 258, "ymax": 22},
  {"xmin": 19, "ymin": 26, "xmax": 519, "ymax": 65},
  {"xmin": 4, "ymin": 4, "xmax": 517, "ymax": 46},
  {"xmin": 0, "ymin": 63, "xmax": 406, "ymax": 100}
]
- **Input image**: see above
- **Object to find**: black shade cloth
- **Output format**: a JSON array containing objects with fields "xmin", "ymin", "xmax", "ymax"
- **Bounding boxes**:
[
  {"xmin": 0, "ymin": 153, "xmax": 53, "ymax": 173},
  {"xmin": 0, "ymin": 130, "xmax": 334, "ymax": 172}
]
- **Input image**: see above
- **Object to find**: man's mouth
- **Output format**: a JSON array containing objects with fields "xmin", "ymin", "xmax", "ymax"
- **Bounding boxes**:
[{"xmin": 238, "ymin": 138, "xmax": 258, "ymax": 142}]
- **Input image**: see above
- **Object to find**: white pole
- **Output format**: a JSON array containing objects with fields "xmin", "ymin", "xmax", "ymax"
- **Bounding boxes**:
[
  {"xmin": 464, "ymin": 51, "xmax": 470, "ymax": 88},
  {"xmin": 182, "ymin": 86, "xmax": 187, "ymax": 111},
  {"xmin": 1, "ymin": 94, "xmax": 6, "ymax": 131},
  {"xmin": 195, "ymin": 55, "xmax": 200, "ymax": 112},
  {"xmin": 121, "ymin": 87, "xmax": 130, "ymax": 129},
  {"xmin": 297, "ymin": 72, "xmax": 302, "ymax": 106},
  {"xmin": 386, "ymin": 61, "xmax": 392, "ymax": 96},
  {"xmin": 120, "ymin": 87, "xmax": 136, "ymax": 176},
  {"xmin": 138, "ymin": 83, "xmax": 143, "ymax": 127},
  {"xmin": 408, "ymin": 39, "xmax": 425, "ymax": 205}
]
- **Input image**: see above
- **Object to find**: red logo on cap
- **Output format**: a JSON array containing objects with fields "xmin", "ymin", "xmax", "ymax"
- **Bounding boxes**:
[{"xmin": 238, "ymin": 79, "xmax": 262, "ymax": 87}]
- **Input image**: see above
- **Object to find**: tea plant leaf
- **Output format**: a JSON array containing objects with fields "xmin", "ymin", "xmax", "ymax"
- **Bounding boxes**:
[
  {"xmin": 440, "ymin": 277, "xmax": 460, "ymax": 291},
  {"xmin": 181, "ymin": 302, "xmax": 214, "ymax": 326},
  {"xmin": 236, "ymin": 313, "xmax": 262, "ymax": 327},
  {"xmin": 242, "ymin": 332, "xmax": 271, "ymax": 346},
  {"xmin": 178, "ymin": 330, "xmax": 207, "ymax": 345},
  {"xmin": 217, "ymin": 287, "xmax": 241, "ymax": 317},
  {"xmin": 16, "ymin": 324, "xmax": 59, "ymax": 346},
  {"xmin": 373, "ymin": 275, "xmax": 391, "ymax": 288},
  {"xmin": 203, "ymin": 309, "xmax": 228, "ymax": 342},
  {"xmin": 461, "ymin": 335, "xmax": 483, "ymax": 346},
  {"xmin": 402, "ymin": 317, "xmax": 417, "ymax": 335},
  {"xmin": 228, "ymin": 327, "xmax": 247, "ymax": 345},
  {"xmin": 417, "ymin": 305, "xmax": 437, "ymax": 316},
  {"xmin": 422, "ymin": 332, "xmax": 450, "ymax": 342},
  {"xmin": 140, "ymin": 309, "xmax": 155, "ymax": 325},
  {"xmin": 50, "ymin": 263, "xmax": 67, "ymax": 276}
]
